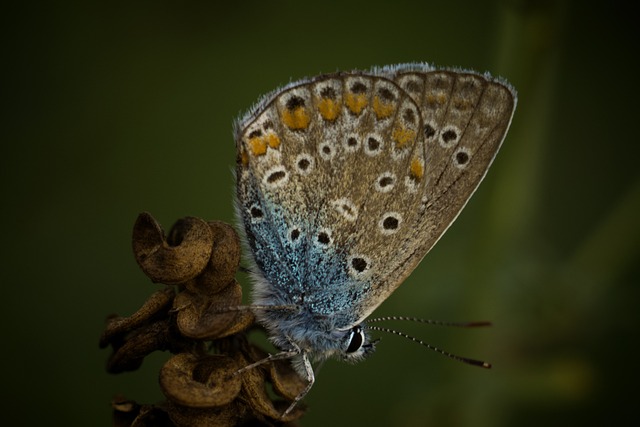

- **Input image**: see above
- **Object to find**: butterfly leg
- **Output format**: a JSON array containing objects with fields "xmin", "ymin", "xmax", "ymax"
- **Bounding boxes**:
[
  {"xmin": 281, "ymin": 351, "xmax": 314, "ymax": 418},
  {"xmin": 232, "ymin": 349, "xmax": 299, "ymax": 377}
]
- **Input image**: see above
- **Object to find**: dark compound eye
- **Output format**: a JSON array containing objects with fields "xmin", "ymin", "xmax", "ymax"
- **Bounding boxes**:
[{"xmin": 346, "ymin": 326, "xmax": 364, "ymax": 353}]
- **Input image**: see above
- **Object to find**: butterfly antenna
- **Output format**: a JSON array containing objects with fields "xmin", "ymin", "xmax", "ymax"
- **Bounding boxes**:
[
  {"xmin": 367, "ymin": 316, "xmax": 491, "ymax": 328},
  {"xmin": 365, "ymin": 325, "xmax": 491, "ymax": 369}
]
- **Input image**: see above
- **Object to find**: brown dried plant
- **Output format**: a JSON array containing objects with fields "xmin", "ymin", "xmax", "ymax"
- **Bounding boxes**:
[{"xmin": 99, "ymin": 213, "xmax": 307, "ymax": 426}]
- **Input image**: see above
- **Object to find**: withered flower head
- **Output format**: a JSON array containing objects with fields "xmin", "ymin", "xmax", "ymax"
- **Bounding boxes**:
[{"xmin": 100, "ymin": 213, "xmax": 307, "ymax": 426}]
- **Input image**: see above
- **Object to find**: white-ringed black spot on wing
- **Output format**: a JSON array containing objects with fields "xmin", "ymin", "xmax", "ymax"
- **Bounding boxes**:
[
  {"xmin": 343, "ymin": 135, "xmax": 360, "ymax": 153},
  {"xmin": 294, "ymin": 153, "xmax": 314, "ymax": 175},
  {"xmin": 248, "ymin": 203, "xmax": 264, "ymax": 223},
  {"xmin": 439, "ymin": 125, "xmax": 460, "ymax": 148},
  {"xmin": 315, "ymin": 229, "xmax": 333, "ymax": 247},
  {"xmin": 318, "ymin": 141, "xmax": 337, "ymax": 161},
  {"xmin": 375, "ymin": 172, "xmax": 396, "ymax": 193},
  {"xmin": 288, "ymin": 226, "xmax": 303, "ymax": 244},
  {"xmin": 453, "ymin": 147, "xmax": 471, "ymax": 169},
  {"xmin": 364, "ymin": 135, "xmax": 383, "ymax": 156},
  {"xmin": 262, "ymin": 166, "xmax": 289, "ymax": 188},
  {"xmin": 379, "ymin": 212, "xmax": 402, "ymax": 235},
  {"xmin": 424, "ymin": 122, "xmax": 437, "ymax": 140},
  {"xmin": 348, "ymin": 255, "xmax": 372, "ymax": 277}
]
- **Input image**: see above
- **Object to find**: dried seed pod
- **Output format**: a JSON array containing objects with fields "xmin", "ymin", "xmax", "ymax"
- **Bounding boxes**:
[
  {"xmin": 187, "ymin": 221, "xmax": 242, "ymax": 294},
  {"xmin": 269, "ymin": 359, "xmax": 309, "ymax": 402},
  {"xmin": 160, "ymin": 353, "xmax": 242, "ymax": 408},
  {"xmin": 132, "ymin": 213, "xmax": 213, "ymax": 285},
  {"xmin": 103, "ymin": 214, "xmax": 307, "ymax": 425},
  {"xmin": 238, "ymin": 353, "xmax": 306, "ymax": 422},
  {"xmin": 174, "ymin": 280, "xmax": 254, "ymax": 340},
  {"xmin": 104, "ymin": 317, "xmax": 174, "ymax": 374},
  {"xmin": 100, "ymin": 288, "xmax": 175, "ymax": 348}
]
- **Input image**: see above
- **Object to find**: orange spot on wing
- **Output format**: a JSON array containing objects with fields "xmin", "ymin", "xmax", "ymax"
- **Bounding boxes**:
[
  {"xmin": 426, "ymin": 93, "xmax": 447, "ymax": 106},
  {"xmin": 266, "ymin": 133, "xmax": 281, "ymax": 149},
  {"xmin": 410, "ymin": 157, "xmax": 424, "ymax": 180},
  {"xmin": 392, "ymin": 126, "xmax": 416, "ymax": 148},
  {"xmin": 249, "ymin": 137, "xmax": 267, "ymax": 156},
  {"xmin": 345, "ymin": 93, "xmax": 368, "ymax": 115},
  {"xmin": 282, "ymin": 107, "xmax": 311, "ymax": 130},
  {"xmin": 318, "ymin": 98, "xmax": 341, "ymax": 121},
  {"xmin": 373, "ymin": 96, "xmax": 394, "ymax": 119}
]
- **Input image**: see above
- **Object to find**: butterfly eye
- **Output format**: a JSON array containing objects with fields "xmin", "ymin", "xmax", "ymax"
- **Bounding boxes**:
[{"xmin": 346, "ymin": 326, "xmax": 364, "ymax": 353}]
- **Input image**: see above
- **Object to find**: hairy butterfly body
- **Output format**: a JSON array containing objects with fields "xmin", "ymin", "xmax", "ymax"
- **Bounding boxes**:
[{"xmin": 234, "ymin": 63, "xmax": 516, "ymax": 414}]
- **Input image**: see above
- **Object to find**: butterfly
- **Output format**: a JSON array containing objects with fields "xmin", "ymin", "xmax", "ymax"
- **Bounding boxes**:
[{"xmin": 233, "ymin": 63, "xmax": 516, "ymax": 415}]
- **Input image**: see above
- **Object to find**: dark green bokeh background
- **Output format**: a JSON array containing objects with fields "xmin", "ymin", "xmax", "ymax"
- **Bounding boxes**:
[{"xmin": 4, "ymin": 1, "xmax": 639, "ymax": 425}]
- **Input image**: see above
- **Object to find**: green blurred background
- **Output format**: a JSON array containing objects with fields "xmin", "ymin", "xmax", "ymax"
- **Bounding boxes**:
[{"xmin": 4, "ymin": 0, "xmax": 639, "ymax": 425}]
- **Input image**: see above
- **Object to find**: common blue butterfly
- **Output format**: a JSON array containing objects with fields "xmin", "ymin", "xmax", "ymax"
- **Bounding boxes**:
[{"xmin": 234, "ymin": 63, "xmax": 516, "ymax": 415}]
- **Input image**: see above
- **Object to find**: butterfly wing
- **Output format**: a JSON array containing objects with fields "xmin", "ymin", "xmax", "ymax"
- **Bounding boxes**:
[
  {"xmin": 348, "ymin": 64, "xmax": 517, "ymax": 321},
  {"xmin": 236, "ymin": 72, "xmax": 429, "ymax": 329},
  {"xmin": 235, "ymin": 65, "xmax": 516, "ymax": 332}
]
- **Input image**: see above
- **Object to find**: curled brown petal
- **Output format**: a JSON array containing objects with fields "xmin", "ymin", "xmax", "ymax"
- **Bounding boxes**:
[
  {"xmin": 160, "ymin": 353, "xmax": 242, "ymax": 408},
  {"xmin": 99, "ymin": 287, "xmax": 175, "ymax": 348},
  {"xmin": 239, "ymin": 353, "xmax": 306, "ymax": 422},
  {"xmin": 105, "ymin": 318, "xmax": 174, "ymax": 374},
  {"xmin": 229, "ymin": 336, "xmax": 306, "ymax": 422},
  {"xmin": 132, "ymin": 213, "xmax": 213, "ymax": 285},
  {"xmin": 269, "ymin": 359, "xmax": 309, "ymax": 402},
  {"xmin": 175, "ymin": 281, "xmax": 254, "ymax": 340},
  {"xmin": 187, "ymin": 221, "xmax": 242, "ymax": 294}
]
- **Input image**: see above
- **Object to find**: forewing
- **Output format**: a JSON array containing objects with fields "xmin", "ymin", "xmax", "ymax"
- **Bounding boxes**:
[
  {"xmin": 235, "ymin": 72, "xmax": 426, "ymax": 325},
  {"xmin": 348, "ymin": 65, "xmax": 516, "ymax": 321},
  {"xmin": 235, "ymin": 65, "xmax": 515, "ymax": 327}
]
